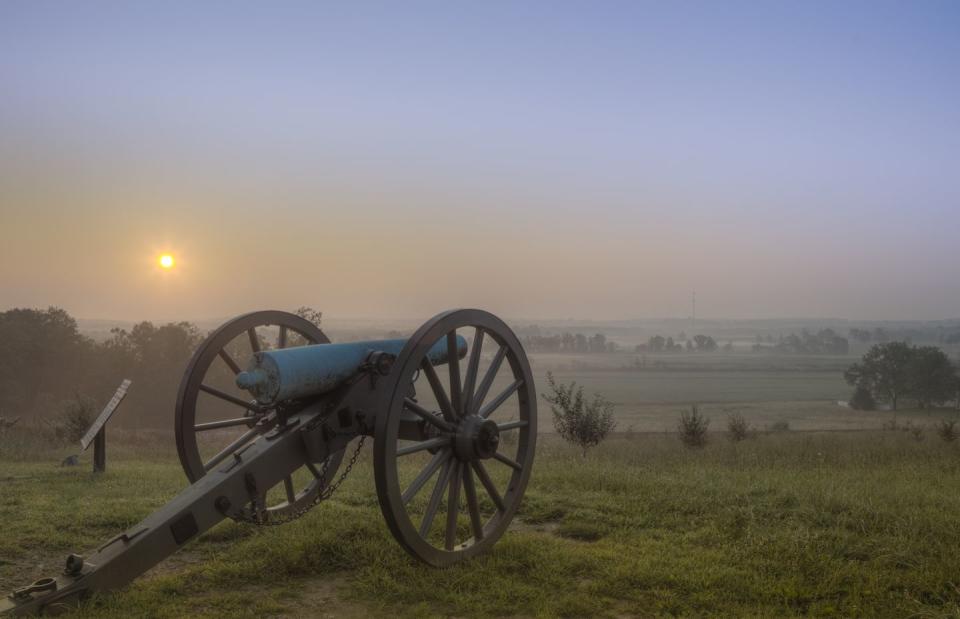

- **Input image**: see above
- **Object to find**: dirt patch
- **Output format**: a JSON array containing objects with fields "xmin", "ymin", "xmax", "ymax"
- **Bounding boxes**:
[
  {"xmin": 278, "ymin": 576, "xmax": 370, "ymax": 618},
  {"xmin": 510, "ymin": 519, "xmax": 560, "ymax": 535}
]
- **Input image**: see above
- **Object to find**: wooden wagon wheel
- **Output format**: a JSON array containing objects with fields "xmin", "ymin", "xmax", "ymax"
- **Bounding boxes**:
[
  {"xmin": 175, "ymin": 310, "xmax": 345, "ymax": 521},
  {"xmin": 373, "ymin": 309, "xmax": 537, "ymax": 566}
]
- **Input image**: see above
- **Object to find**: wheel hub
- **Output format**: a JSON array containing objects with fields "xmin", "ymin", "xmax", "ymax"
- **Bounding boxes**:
[{"xmin": 454, "ymin": 415, "xmax": 500, "ymax": 461}]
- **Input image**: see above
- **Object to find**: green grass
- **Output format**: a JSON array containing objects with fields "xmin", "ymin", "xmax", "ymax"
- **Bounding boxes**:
[{"xmin": 3, "ymin": 427, "xmax": 960, "ymax": 618}]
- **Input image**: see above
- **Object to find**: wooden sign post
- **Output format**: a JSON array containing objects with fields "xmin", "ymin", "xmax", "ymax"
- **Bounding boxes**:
[{"xmin": 80, "ymin": 379, "xmax": 132, "ymax": 473}]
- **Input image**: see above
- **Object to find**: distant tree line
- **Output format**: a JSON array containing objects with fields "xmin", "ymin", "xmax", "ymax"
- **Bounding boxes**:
[
  {"xmin": 849, "ymin": 326, "xmax": 960, "ymax": 345},
  {"xmin": 756, "ymin": 329, "xmax": 850, "ymax": 355},
  {"xmin": 636, "ymin": 334, "xmax": 718, "ymax": 353},
  {"xmin": 522, "ymin": 332, "xmax": 618, "ymax": 353},
  {"xmin": 845, "ymin": 341, "xmax": 959, "ymax": 410},
  {"xmin": 0, "ymin": 307, "xmax": 203, "ymax": 428}
]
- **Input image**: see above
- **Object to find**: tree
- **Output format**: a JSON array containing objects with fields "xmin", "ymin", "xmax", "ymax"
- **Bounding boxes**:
[
  {"xmin": 647, "ymin": 335, "xmax": 665, "ymax": 352},
  {"xmin": 574, "ymin": 333, "xmax": 588, "ymax": 353},
  {"xmin": 844, "ymin": 342, "xmax": 913, "ymax": 411},
  {"xmin": 693, "ymin": 334, "xmax": 718, "ymax": 351},
  {"xmin": 102, "ymin": 321, "xmax": 202, "ymax": 426},
  {"xmin": 542, "ymin": 372, "xmax": 616, "ymax": 457},
  {"xmin": 0, "ymin": 307, "xmax": 91, "ymax": 415},
  {"xmin": 848, "ymin": 385, "xmax": 876, "ymax": 411},
  {"xmin": 294, "ymin": 306, "xmax": 323, "ymax": 328},
  {"xmin": 907, "ymin": 346, "xmax": 956, "ymax": 408},
  {"xmin": 589, "ymin": 333, "xmax": 607, "ymax": 353}
]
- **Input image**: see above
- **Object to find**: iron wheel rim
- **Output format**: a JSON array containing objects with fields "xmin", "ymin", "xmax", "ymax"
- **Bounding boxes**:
[
  {"xmin": 174, "ymin": 310, "xmax": 345, "ymax": 520},
  {"xmin": 373, "ymin": 309, "xmax": 537, "ymax": 566}
]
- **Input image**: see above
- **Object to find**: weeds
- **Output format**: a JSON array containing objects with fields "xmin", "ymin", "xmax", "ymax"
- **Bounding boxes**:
[
  {"xmin": 678, "ymin": 405, "xmax": 710, "ymax": 447},
  {"xmin": 726, "ymin": 411, "xmax": 750, "ymax": 442},
  {"xmin": 935, "ymin": 418, "xmax": 958, "ymax": 442}
]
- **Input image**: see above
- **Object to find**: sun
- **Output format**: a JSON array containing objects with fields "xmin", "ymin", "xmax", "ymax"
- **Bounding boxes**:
[{"xmin": 159, "ymin": 254, "xmax": 175, "ymax": 269}]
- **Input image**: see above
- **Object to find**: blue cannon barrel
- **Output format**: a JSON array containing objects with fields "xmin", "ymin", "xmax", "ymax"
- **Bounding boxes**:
[{"xmin": 235, "ymin": 336, "xmax": 467, "ymax": 405}]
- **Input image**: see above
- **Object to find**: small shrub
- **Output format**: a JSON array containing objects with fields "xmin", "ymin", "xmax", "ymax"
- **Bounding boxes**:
[
  {"xmin": 542, "ymin": 372, "xmax": 616, "ymax": 457},
  {"xmin": 726, "ymin": 412, "xmax": 750, "ymax": 442},
  {"xmin": 52, "ymin": 394, "xmax": 98, "ymax": 444},
  {"xmin": 849, "ymin": 386, "xmax": 876, "ymax": 411},
  {"xmin": 678, "ymin": 405, "xmax": 710, "ymax": 448},
  {"xmin": 910, "ymin": 424, "xmax": 924, "ymax": 441},
  {"xmin": 770, "ymin": 420, "xmax": 790, "ymax": 433},
  {"xmin": 935, "ymin": 418, "xmax": 959, "ymax": 443}
]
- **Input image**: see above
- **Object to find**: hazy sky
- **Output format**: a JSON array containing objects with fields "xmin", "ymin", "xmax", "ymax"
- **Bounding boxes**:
[{"xmin": 1, "ymin": 1, "xmax": 958, "ymax": 322}]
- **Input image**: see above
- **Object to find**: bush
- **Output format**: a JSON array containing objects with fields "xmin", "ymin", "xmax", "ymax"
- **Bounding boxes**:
[
  {"xmin": 51, "ymin": 394, "xmax": 98, "ymax": 445},
  {"xmin": 678, "ymin": 405, "xmax": 710, "ymax": 448},
  {"xmin": 849, "ymin": 386, "xmax": 876, "ymax": 411},
  {"xmin": 935, "ymin": 418, "xmax": 959, "ymax": 443},
  {"xmin": 542, "ymin": 372, "xmax": 616, "ymax": 457},
  {"xmin": 770, "ymin": 420, "xmax": 791, "ymax": 432},
  {"xmin": 726, "ymin": 412, "xmax": 750, "ymax": 442}
]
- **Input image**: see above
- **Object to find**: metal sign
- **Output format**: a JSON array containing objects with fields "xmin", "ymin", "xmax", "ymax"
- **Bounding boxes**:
[{"xmin": 80, "ymin": 379, "xmax": 132, "ymax": 451}]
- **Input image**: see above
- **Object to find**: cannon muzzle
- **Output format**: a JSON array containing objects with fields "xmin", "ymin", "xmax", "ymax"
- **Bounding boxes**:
[{"xmin": 236, "ymin": 335, "xmax": 467, "ymax": 405}]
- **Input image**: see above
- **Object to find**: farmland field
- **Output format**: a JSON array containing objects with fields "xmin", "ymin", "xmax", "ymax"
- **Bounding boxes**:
[
  {"xmin": 3, "ymin": 428, "xmax": 960, "ymax": 618},
  {"xmin": 3, "ymin": 350, "xmax": 959, "ymax": 617}
]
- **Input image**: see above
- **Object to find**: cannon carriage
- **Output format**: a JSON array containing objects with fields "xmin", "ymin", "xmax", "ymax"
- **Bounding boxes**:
[{"xmin": 3, "ymin": 309, "xmax": 536, "ymax": 615}]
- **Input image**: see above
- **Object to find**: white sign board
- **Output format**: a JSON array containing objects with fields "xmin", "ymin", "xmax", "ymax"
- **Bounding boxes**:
[{"xmin": 80, "ymin": 379, "xmax": 132, "ymax": 451}]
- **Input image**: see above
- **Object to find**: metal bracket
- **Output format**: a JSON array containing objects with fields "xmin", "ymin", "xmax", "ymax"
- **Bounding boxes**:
[
  {"xmin": 97, "ymin": 526, "xmax": 148, "ymax": 553},
  {"xmin": 10, "ymin": 578, "xmax": 57, "ymax": 601}
]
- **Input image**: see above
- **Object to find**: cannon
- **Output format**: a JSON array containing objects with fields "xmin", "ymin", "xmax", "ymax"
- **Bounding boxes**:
[{"xmin": 2, "ymin": 309, "xmax": 536, "ymax": 615}]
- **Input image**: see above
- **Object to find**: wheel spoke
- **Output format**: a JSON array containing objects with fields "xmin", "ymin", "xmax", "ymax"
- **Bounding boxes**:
[
  {"xmin": 402, "ymin": 450, "xmax": 450, "ymax": 504},
  {"xmin": 397, "ymin": 436, "xmax": 450, "ymax": 457},
  {"xmin": 446, "ymin": 332, "xmax": 462, "ymax": 416},
  {"xmin": 492, "ymin": 452, "xmax": 522, "ymax": 471},
  {"xmin": 497, "ymin": 419, "xmax": 528, "ymax": 432},
  {"xmin": 420, "ymin": 458, "xmax": 454, "ymax": 537},
  {"xmin": 247, "ymin": 328, "xmax": 261, "ymax": 353},
  {"xmin": 462, "ymin": 465, "xmax": 484, "ymax": 541},
  {"xmin": 420, "ymin": 359, "xmax": 455, "ymax": 421},
  {"xmin": 445, "ymin": 462, "xmax": 462, "ymax": 550},
  {"xmin": 203, "ymin": 427, "xmax": 260, "ymax": 472},
  {"xmin": 471, "ymin": 461, "xmax": 505, "ymax": 512},
  {"xmin": 199, "ymin": 384, "xmax": 261, "ymax": 412},
  {"xmin": 472, "ymin": 345, "xmax": 507, "ymax": 415},
  {"xmin": 479, "ymin": 379, "xmax": 524, "ymax": 419},
  {"xmin": 194, "ymin": 417, "xmax": 252, "ymax": 431},
  {"xmin": 461, "ymin": 328, "xmax": 484, "ymax": 414},
  {"xmin": 218, "ymin": 349, "xmax": 242, "ymax": 375},
  {"xmin": 404, "ymin": 398, "xmax": 455, "ymax": 432},
  {"xmin": 278, "ymin": 326, "xmax": 288, "ymax": 349},
  {"xmin": 284, "ymin": 476, "xmax": 296, "ymax": 503},
  {"xmin": 306, "ymin": 461, "xmax": 322, "ymax": 479}
]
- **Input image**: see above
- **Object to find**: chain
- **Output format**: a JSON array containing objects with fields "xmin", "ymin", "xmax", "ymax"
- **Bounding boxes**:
[{"xmin": 233, "ymin": 414, "xmax": 367, "ymax": 526}]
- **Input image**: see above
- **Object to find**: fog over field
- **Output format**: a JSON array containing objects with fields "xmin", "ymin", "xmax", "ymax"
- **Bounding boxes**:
[{"xmin": 2, "ymin": 2, "xmax": 960, "ymax": 617}]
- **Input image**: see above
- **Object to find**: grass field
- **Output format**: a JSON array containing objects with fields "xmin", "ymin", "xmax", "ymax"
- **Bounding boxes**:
[
  {"xmin": 3, "ymin": 424, "xmax": 960, "ymax": 618},
  {"xmin": 3, "ymin": 351, "xmax": 959, "ymax": 617}
]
